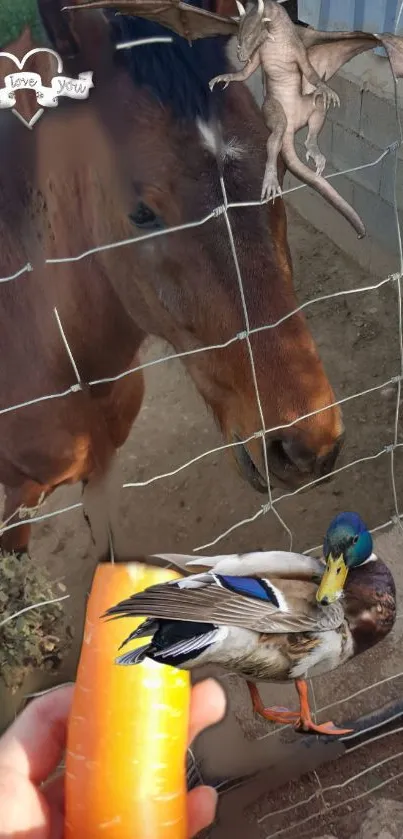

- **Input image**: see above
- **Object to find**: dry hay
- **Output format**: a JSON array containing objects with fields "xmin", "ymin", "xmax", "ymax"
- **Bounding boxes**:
[{"xmin": 0, "ymin": 552, "xmax": 73, "ymax": 693}]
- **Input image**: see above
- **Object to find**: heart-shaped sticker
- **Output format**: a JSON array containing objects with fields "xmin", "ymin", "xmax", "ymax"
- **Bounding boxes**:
[{"xmin": 0, "ymin": 47, "xmax": 63, "ymax": 129}]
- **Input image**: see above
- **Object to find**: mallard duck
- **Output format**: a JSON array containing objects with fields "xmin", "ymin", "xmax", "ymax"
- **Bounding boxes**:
[{"xmin": 105, "ymin": 512, "xmax": 396, "ymax": 736}]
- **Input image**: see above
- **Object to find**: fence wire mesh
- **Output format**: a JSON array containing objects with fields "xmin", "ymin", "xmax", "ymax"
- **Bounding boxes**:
[
  {"xmin": 2, "ymin": 15, "xmax": 403, "ymax": 836},
  {"xmin": 253, "ymin": 689, "xmax": 403, "ymax": 838}
]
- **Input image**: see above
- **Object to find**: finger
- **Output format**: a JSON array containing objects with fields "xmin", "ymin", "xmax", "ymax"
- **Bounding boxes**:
[
  {"xmin": 187, "ymin": 785, "xmax": 218, "ymax": 838},
  {"xmin": 0, "ymin": 684, "xmax": 74, "ymax": 784},
  {"xmin": 0, "ymin": 767, "xmax": 49, "ymax": 835},
  {"xmin": 187, "ymin": 679, "xmax": 226, "ymax": 747},
  {"xmin": 42, "ymin": 772, "xmax": 65, "ymax": 816}
]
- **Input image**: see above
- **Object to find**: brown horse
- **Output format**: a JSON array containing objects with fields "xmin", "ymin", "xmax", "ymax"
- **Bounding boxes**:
[{"xmin": 0, "ymin": 0, "xmax": 343, "ymax": 556}]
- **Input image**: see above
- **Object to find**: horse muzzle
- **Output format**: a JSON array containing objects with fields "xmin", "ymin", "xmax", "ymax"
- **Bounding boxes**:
[{"xmin": 233, "ymin": 431, "xmax": 345, "ymax": 492}]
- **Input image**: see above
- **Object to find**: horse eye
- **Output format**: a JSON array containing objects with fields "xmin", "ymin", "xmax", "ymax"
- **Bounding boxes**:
[{"xmin": 129, "ymin": 201, "xmax": 165, "ymax": 230}]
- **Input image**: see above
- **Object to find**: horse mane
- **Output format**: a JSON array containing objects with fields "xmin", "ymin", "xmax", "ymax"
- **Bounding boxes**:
[{"xmin": 108, "ymin": 0, "xmax": 231, "ymax": 121}]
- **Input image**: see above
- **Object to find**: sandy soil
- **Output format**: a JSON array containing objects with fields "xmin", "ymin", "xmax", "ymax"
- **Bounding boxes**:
[{"xmin": 1, "ymin": 204, "xmax": 403, "ymax": 834}]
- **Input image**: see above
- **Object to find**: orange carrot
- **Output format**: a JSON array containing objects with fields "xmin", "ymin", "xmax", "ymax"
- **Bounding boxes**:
[{"xmin": 64, "ymin": 562, "xmax": 190, "ymax": 839}]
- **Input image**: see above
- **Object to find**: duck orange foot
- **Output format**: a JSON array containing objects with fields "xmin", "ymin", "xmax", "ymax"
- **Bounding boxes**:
[
  {"xmin": 247, "ymin": 680, "xmax": 354, "ymax": 737},
  {"xmin": 294, "ymin": 679, "xmax": 353, "ymax": 736},
  {"xmin": 295, "ymin": 718, "xmax": 353, "ymax": 736},
  {"xmin": 247, "ymin": 681, "xmax": 300, "ymax": 725}
]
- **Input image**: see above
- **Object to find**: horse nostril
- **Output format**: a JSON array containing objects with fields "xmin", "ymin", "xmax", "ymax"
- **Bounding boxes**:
[
  {"xmin": 317, "ymin": 436, "xmax": 344, "ymax": 476},
  {"xmin": 274, "ymin": 437, "xmax": 317, "ymax": 474},
  {"xmin": 266, "ymin": 434, "xmax": 343, "ymax": 478}
]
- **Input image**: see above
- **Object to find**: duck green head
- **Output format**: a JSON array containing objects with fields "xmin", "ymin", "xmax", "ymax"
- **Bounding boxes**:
[{"xmin": 316, "ymin": 512, "xmax": 373, "ymax": 606}]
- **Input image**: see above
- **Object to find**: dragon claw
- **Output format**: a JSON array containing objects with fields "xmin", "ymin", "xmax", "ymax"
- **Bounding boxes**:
[
  {"xmin": 305, "ymin": 148, "xmax": 326, "ymax": 177},
  {"xmin": 209, "ymin": 75, "xmax": 231, "ymax": 91},
  {"xmin": 314, "ymin": 84, "xmax": 340, "ymax": 111},
  {"xmin": 261, "ymin": 170, "xmax": 282, "ymax": 203}
]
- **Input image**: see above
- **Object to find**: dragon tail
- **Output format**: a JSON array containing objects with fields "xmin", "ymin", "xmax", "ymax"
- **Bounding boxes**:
[{"xmin": 281, "ymin": 133, "xmax": 366, "ymax": 239}]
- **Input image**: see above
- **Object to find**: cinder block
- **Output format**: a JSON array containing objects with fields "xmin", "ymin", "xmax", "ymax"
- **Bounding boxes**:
[
  {"xmin": 353, "ymin": 181, "xmax": 403, "ymax": 255},
  {"xmin": 284, "ymin": 166, "xmax": 402, "ymax": 269},
  {"xmin": 332, "ymin": 123, "xmax": 382, "ymax": 195},
  {"xmin": 327, "ymin": 75, "xmax": 363, "ymax": 134},
  {"xmin": 380, "ymin": 151, "xmax": 403, "ymax": 211},
  {"xmin": 285, "ymin": 168, "xmax": 397, "ymax": 274},
  {"xmin": 360, "ymin": 89, "xmax": 401, "ymax": 150},
  {"xmin": 283, "ymin": 171, "xmax": 372, "ymax": 271},
  {"xmin": 369, "ymin": 238, "xmax": 398, "ymax": 277},
  {"xmin": 291, "ymin": 143, "xmax": 355, "ymax": 205}
]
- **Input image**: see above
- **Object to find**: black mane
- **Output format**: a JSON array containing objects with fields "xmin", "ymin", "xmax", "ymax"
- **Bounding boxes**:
[{"xmin": 108, "ymin": 0, "xmax": 231, "ymax": 121}]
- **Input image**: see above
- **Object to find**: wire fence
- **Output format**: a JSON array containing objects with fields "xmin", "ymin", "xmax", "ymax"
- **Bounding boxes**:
[
  {"xmin": 1, "ymin": 141, "xmax": 403, "ymax": 549},
  {"xmin": 253, "ymin": 684, "xmax": 403, "ymax": 837},
  {"xmin": 2, "ymin": 15, "xmax": 403, "ymax": 837}
]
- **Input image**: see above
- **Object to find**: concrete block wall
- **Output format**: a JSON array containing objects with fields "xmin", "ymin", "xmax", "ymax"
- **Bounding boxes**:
[
  {"xmin": 226, "ymin": 39, "xmax": 403, "ymax": 276},
  {"xmin": 285, "ymin": 56, "xmax": 403, "ymax": 276}
]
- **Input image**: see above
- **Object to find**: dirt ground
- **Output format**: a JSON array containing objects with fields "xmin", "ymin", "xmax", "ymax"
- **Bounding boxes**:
[{"xmin": 1, "ymin": 203, "xmax": 403, "ymax": 835}]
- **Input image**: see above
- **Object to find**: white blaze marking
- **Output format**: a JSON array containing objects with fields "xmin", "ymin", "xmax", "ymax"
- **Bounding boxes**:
[{"xmin": 197, "ymin": 119, "xmax": 245, "ymax": 161}]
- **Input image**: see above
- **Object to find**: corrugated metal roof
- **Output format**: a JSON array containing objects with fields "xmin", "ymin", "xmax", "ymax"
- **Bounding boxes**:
[{"xmin": 298, "ymin": 0, "xmax": 403, "ymax": 57}]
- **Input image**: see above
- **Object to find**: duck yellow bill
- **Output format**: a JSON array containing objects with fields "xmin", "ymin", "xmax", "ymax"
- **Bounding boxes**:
[{"xmin": 316, "ymin": 555, "xmax": 348, "ymax": 604}]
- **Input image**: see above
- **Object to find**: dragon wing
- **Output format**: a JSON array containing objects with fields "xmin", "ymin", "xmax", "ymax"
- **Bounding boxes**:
[
  {"xmin": 295, "ymin": 25, "xmax": 403, "ymax": 83},
  {"xmin": 65, "ymin": 4, "xmax": 403, "ymax": 77},
  {"xmin": 64, "ymin": 0, "xmax": 239, "ymax": 40},
  {"xmin": 380, "ymin": 33, "xmax": 403, "ymax": 79}
]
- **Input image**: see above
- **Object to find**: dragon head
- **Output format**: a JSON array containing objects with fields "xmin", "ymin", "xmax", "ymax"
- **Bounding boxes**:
[{"xmin": 236, "ymin": 0, "xmax": 272, "ymax": 63}]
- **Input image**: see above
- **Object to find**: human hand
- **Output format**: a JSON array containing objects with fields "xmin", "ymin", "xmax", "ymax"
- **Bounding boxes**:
[{"xmin": 0, "ymin": 678, "xmax": 226, "ymax": 838}]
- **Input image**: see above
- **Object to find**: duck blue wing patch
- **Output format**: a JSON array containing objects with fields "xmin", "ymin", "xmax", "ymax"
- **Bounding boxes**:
[{"xmin": 216, "ymin": 575, "xmax": 280, "ymax": 607}]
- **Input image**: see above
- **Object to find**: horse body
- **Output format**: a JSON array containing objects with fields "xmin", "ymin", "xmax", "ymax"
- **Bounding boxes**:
[{"xmin": 0, "ymin": 2, "xmax": 343, "ymax": 554}]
